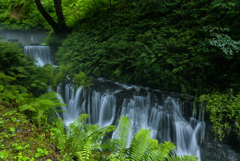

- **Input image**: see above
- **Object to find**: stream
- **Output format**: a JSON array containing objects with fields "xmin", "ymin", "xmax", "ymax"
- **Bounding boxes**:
[{"xmin": 1, "ymin": 29, "xmax": 239, "ymax": 161}]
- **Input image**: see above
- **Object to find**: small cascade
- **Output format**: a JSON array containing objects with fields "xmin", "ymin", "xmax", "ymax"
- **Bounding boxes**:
[
  {"xmin": 58, "ymin": 84, "xmax": 117, "ymax": 127},
  {"xmin": 56, "ymin": 82, "xmax": 205, "ymax": 160},
  {"xmin": 24, "ymin": 46, "xmax": 53, "ymax": 66}
]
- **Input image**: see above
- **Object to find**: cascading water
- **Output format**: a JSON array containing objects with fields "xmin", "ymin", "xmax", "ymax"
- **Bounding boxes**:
[
  {"xmin": 57, "ymin": 84, "xmax": 117, "ymax": 128},
  {"xmin": 56, "ymin": 81, "xmax": 205, "ymax": 160},
  {"xmin": 24, "ymin": 46, "xmax": 53, "ymax": 66},
  {"xmin": 3, "ymin": 29, "xmax": 239, "ymax": 161}
]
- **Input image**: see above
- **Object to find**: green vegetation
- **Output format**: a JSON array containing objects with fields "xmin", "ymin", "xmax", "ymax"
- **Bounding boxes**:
[
  {"xmin": 0, "ymin": 41, "xmax": 49, "ymax": 97},
  {"xmin": 0, "ymin": 41, "xmax": 198, "ymax": 160},
  {"xmin": 198, "ymin": 92, "xmax": 240, "ymax": 141},
  {"xmin": 1, "ymin": 0, "xmax": 240, "ymax": 159},
  {"xmin": 46, "ymin": 0, "xmax": 240, "ymax": 96},
  {"xmin": 1, "ymin": 0, "xmax": 240, "ymax": 95}
]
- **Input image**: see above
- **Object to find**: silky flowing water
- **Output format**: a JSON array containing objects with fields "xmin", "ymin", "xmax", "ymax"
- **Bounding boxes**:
[
  {"xmin": 24, "ymin": 46, "xmax": 53, "ymax": 66},
  {"xmin": 1, "ymin": 30, "xmax": 239, "ymax": 161},
  {"xmin": 56, "ymin": 81, "xmax": 205, "ymax": 160}
]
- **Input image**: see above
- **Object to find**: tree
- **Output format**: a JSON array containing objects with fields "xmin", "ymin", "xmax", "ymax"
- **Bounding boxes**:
[{"xmin": 34, "ymin": 0, "xmax": 69, "ymax": 36}]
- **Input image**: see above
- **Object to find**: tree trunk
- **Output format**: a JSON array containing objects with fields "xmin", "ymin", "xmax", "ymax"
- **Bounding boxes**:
[
  {"xmin": 34, "ymin": 0, "xmax": 69, "ymax": 36},
  {"xmin": 53, "ymin": 0, "xmax": 68, "ymax": 34}
]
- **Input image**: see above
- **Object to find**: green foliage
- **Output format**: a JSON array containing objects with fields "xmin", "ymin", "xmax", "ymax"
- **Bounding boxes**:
[
  {"xmin": 0, "ymin": 68, "xmax": 197, "ymax": 161},
  {"xmin": 198, "ymin": 92, "xmax": 240, "ymax": 141},
  {"xmin": 50, "ymin": 114, "xmax": 197, "ymax": 161},
  {"xmin": 41, "ymin": 63, "xmax": 93, "ymax": 89},
  {"xmin": 51, "ymin": 114, "xmax": 116, "ymax": 160},
  {"xmin": 53, "ymin": 0, "xmax": 240, "ymax": 97},
  {"xmin": 0, "ymin": 41, "xmax": 50, "ymax": 97},
  {"xmin": 1, "ymin": 0, "xmax": 240, "ymax": 155},
  {"xmin": 73, "ymin": 71, "xmax": 93, "ymax": 89},
  {"xmin": 0, "ymin": 102, "xmax": 66, "ymax": 160},
  {"xmin": 116, "ymin": 115, "xmax": 130, "ymax": 158},
  {"xmin": 0, "ymin": 72, "xmax": 66, "ymax": 129},
  {"xmin": 102, "ymin": 115, "xmax": 198, "ymax": 161},
  {"xmin": 0, "ymin": 0, "xmax": 47, "ymax": 30}
]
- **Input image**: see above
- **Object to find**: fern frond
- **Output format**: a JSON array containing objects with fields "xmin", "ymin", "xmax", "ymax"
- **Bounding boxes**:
[
  {"xmin": 75, "ymin": 137, "xmax": 92, "ymax": 161},
  {"xmin": 54, "ymin": 117, "xmax": 68, "ymax": 151},
  {"xmin": 168, "ymin": 154, "xmax": 198, "ymax": 161},
  {"xmin": 116, "ymin": 115, "xmax": 130, "ymax": 157},
  {"xmin": 0, "ymin": 72, "xmax": 17, "ymax": 82},
  {"xmin": 101, "ymin": 138, "xmax": 119, "ymax": 153},
  {"xmin": 88, "ymin": 125, "xmax": 116, "ymax": 150},
  {"xmin": 19, "ymin": 104, "xmax": 36, "ymax": 112},
  {"xmin": 149, "ymin": 141, "xmax": 176, "ymax": 161},
  {"xmin": 67, "ymin": 114, "xmax": 89, "ymax": 155},
  {"xmin": 129, "ymin": 128, "xmax": 151, "ymax": 160}
]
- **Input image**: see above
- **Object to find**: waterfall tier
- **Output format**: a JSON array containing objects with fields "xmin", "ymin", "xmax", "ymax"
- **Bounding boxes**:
[
  {"xmin": 24, "ymin": 46, "xmax": 53, "ymax": 66},
  {"xmin": 57, "ymin": 82, "xmax": 205, "ymax": 160}
]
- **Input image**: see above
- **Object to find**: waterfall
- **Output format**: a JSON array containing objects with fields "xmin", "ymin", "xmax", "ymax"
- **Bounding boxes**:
[
  {"xmin": 24, "ymin": 46, "xmax": 53, "ymax": 66},
  {"xmin": 10, "ymin": 29, "xmax": 239, "ymax": 161},
  {"xmin": 56, "ymin": 83, "xmax": 205, "ymax": 160},
  {"xmin": 22, "ymin": 40, "xmax": 205, "ymax": 160}
]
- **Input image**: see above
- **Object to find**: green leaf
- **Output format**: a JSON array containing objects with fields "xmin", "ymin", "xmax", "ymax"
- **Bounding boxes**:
[
  {"xmin": 15, "ymin": 74, "xmax": 28, "ymax": 78},
  {"xmin": 16, "ymin": 146, "xmax": 23, "ymax": 150},
  {"xmin": 24, "ymin": 145, "xmax": 30, "ymax": 149},
  {"xmin": 140, "ymin": 52, "xmax": 148, "ymax": 57},
  {"xmin": 0, "ymin": 150, "xmax": 5, "ymax": 159},
  {"xmin": 0, "ymin": 73, "xmax": 17, "ymax": 82},
  {"xmin": 37, "ymin": 148, "xmax": 44, "ymax": 153},
  {"xmin": 166, "ymin": 58, "xmax": 177, "ymax": 67},
  {"xmin": 11, "ymin": 134, "xmax": 16, "ymax": 137},
  {"xmin": 150, "ymin": 58, "xmax": 157, "ymax": 64},
  {"xmin": 19, "ymin": 104, "xmax": 36, "ymax": 112},
  {"xmin": 0, "ymin": 85, "xmax": 4, "ymax": 91},
  {"xmin": 9, "ymin": 127, "xmax": 15, "ymax": 132},
  {"xmin": 14, "ymin": 67, "xmax": 25, "ymax": 73},
  {"xmin": 30, "ymin": 83, "xmax": 37, "ymax": 87},
  {"xmin": 35, "ymin": 153, "xmax": 41, "ymax": 158}
]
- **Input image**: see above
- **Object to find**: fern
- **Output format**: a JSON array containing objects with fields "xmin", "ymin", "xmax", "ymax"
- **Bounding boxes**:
[
  {"xmin": 53, "ymin": 114, "xmax": 116, "ymax": 160},
  {"xmin": 116, "ymin": 115, "xmax": 131, "ymax": 158},
  {"xmin": 168, "ymin": 155, "xmax": 198, "ymax": 161},
  {"xmin": 148, "ymin": 141, "xmax": 176, "ymax": 161},
  {"xmin": 76, "ymin": 137, "xmax": 93, "ymax": 161},
  {"xmin": 110, "ymin": 115, "xmax": 197, "ymax": 161},
  {"xmin": 0, "ymin": 72, "xmax": 17, "ymax": 83},
  {"xmin": 19, "ymin": 104, "xmax": 36, "ymax": 112},
  {"xmin": 54, "ymin": 117, "xmax": 68, "ymax": 152},
  {"xmin": 129, "ymin": 128, "xmax": 151, "ymax": 160}
]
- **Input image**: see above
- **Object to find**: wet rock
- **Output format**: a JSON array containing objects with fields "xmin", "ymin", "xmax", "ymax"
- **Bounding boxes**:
[
  {"xmin": 201, "ymin": 121, "xmax": 240, "ymax": 161},
  {"xmin": 180, "ymin": 94, "xmax": 195, "ymax": 102},
  {"xmin": 171, "ymin": 92, "xmax": 181, "ymax": 98}
]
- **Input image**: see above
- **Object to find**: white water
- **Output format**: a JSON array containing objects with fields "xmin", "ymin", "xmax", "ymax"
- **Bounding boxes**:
[
  {"xmin": 24, "ymin": 44, "xmax": 205, "ymax": 160},
  {"xmin": 24, "ymin": 46, "xmax": 53, "ymax": 66},
  {"xmin": 56, "ymin": 84, "xmax": 205, "ymax": 160}
]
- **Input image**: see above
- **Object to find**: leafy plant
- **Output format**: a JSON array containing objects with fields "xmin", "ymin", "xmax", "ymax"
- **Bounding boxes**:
[
  {"xmin": 103, "ymin": 115, "xmax": 198, "ymax": 161},
  {"xmin": 198, "ymin": 92, "xmax": 240, "ymax": 141},
  {"xmin": 52, "ymin": 114, "xmax": 116, "ymax": 160}
]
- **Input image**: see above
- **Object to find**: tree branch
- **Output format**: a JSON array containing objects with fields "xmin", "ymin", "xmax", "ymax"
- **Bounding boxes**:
[
  {"xmin": 34, "ymin": 0, "xmax": 59, "ymax": 32},
  {"xmin": 53, "ymin": 0, "xmax": 68, "ymax": 33}
]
